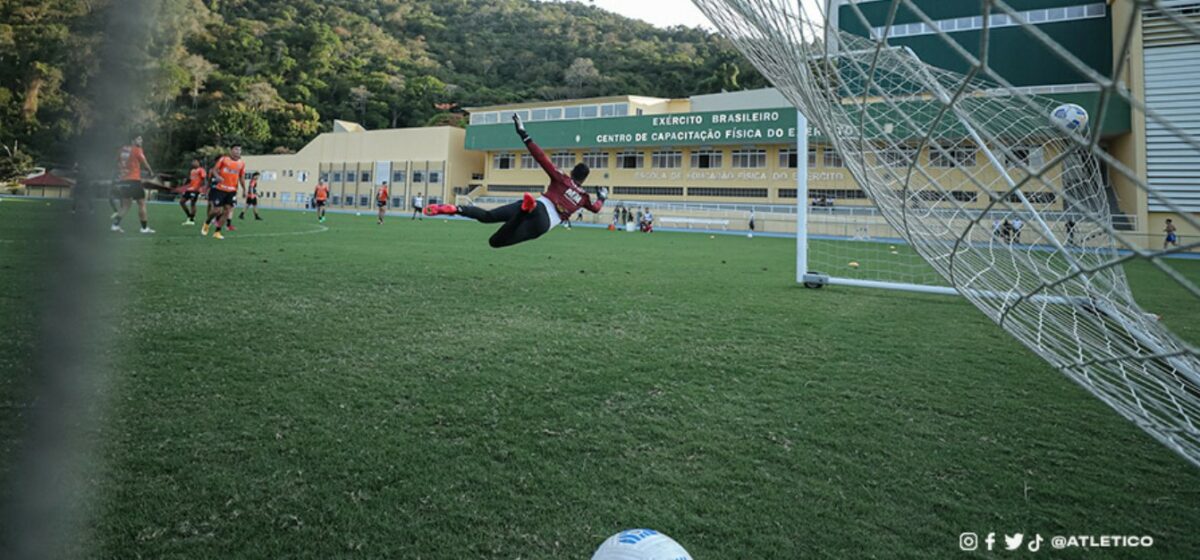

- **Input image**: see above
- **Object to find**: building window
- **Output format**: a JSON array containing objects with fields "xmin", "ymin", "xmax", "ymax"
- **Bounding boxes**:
[
  {"xmin": 360, "ymin": 171, "xmax": 371, "ymax": 183},
  {"xmin": 732, "ymin": 149, "xmax": 768, "ymax": 168},
  {"xmin": 651, "ymin": 150, "xmax": 683, "ymax": 169},
  {"xmin": 930, "ymin": 144, "xmax": 977, "ymax": 168},
  {"xmin": 1002, "ymin": 191, "xmax": 1057, "ymax": 204},
  {"xmin": 551, "ymin": 152, "xmax": 576, "ymax": 169},
  {"xmin": 428, "ymin": 171, "xmax": 442, "ymax": 184},
  {"xmin": 1004, "ymin": 146, "xmax": 1046, "ymax": 169},
  {"xmin": 413, "ymin": 171, "xmax": 426, "ymax": 184},
  {"xmin": 875, "ymin": 3, "xmax": 1107, "ymax": 38},
  {"xmin": 493, "ymin": 153, "xmax": 515, "ymax": 170},
  {"xmin": 616, "ymin": 151, "xmax": 645, "ymax": 169},
  {"xmin": 809, "ymin": 188, "xmax": 868, "ymax": 200},
  {"xmin": 331, "ymin": 195, "xmax": 341, "ymax": 205},
  {"xmin": 521, "ymin": 154, "xmax": 538, "ymax": 169},
  {"xmin": 583, "ymin": 152, "xmax": 609, "ymax": 169},
  {"xmin": 877, "ymin": 145, "xmax": 919, "ymax": 167},
  {"xmin": 807, "ymin": 146, "xmax": 818, "ymax": 168},
  {"xmin": 913, "ymin": 190, "xmax": 979, "ymax": 203},
  {"xmin": 393, "ymin": 170, "xmax": 407, "ymax": 184},
  {"xmin": 779, "ymin": 148, "xmax": 798, "ymax": 169},
  {"xmin": 332, "ymin": 171, "xmax": 343, "ymax": 183},
  {"xmin": 691, "ymin": 149, "xmax": 723, "ymax": 169},
  {"xmin": 580, "ymin": 105, "xmax": 599, "ymax": 118},
  {"xmin": 489, "ymin": 185, "xmax": 543, "ymax": 193},
  {"xmin": 564, "ymin": 106, "xmax": 581, "ymax": 119},
  {"xmin": 613, "ymin": 186, "xmax": 684, "ymax": 196},
  {"xmin": 823, "ymin": 148, "xmax": 844, "ymax": 168},
  {"xmin": 688, "ymin": 187, "xmax": 768, "ymax": 198},
  {"xmin": 359, "ymin": 195, "xmax": 369, "ymax": 206}
]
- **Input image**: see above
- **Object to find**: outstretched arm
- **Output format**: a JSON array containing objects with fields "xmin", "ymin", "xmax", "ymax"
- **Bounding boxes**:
[{"xmin": 513, "ymin": 114, "xmax": 557, "ymax": 178}]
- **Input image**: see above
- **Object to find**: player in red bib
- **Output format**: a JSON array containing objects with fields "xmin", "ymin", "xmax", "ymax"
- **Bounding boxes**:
[
  {"xmin": 202, "ymin": 145, "xmax": 246, "ymax": 240},
  {"xmin": 376, "ymin": 181, "xmax": 390, "ymax": 225},
  {"xmin": 313, "ymin": 182, "xmax": 330, "ymax": 222},
  {"xmin": 240, "ymin": 172, "xmax": 263, "ymax": 221},
  {"xmin": 111, "ymin": 135, "xmax": 156, "ymax": 234},
  {"xmin": 179, "ymin": 159, "xmax": 206, "ymax": 225},
  {"xmin": 424, "ymin": 115, "xmax": 606, "ymax": 247}
]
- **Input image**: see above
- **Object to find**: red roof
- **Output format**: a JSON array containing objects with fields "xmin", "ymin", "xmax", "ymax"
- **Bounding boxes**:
[{"xmin": 20, "ymin": 171, "xmax": 75, "ymax": 187}]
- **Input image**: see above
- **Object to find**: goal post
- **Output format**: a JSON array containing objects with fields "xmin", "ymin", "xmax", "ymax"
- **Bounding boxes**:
[{"xmin": 795, "ymin": 108, "xmax": 958, "ymax": 296}]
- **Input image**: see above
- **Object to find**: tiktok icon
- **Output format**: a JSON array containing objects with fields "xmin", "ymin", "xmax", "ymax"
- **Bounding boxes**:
[{"xmin": 1027, "ymin": 534, "xmax": 1044, "ymax": 552}]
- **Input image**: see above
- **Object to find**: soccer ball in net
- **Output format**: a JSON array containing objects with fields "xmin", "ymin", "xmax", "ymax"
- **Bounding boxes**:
[
  {"xmin": 591, "ymin": 529, "xmax": 693, "ymax": 560},
  {"xmin": 1050, "ymin": 103, "xmax": 1089, "ymax": 132}
]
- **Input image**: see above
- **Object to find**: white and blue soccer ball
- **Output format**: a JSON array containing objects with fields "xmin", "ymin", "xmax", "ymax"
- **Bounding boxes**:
[
  {"xmin": 1050, "ymin": 103, "xmax": 1089, "ymax": 132},
  {"xmin": 592, "ymin": 529, "xmax": 693, "ymax": 560}
]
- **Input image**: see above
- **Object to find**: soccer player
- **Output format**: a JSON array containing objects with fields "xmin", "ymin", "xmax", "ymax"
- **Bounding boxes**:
[
  {"xmin": 240, "ymin": 172, "xmax": 263, "ymax": 221},
  {"xmin": 376, "ymin": 181, "xmax": 390, "ymax": 225},
  {"xmin": 412, "ymin": 191, "xmax": 424, "ymax": 220},
  {"xmin": 110, "ymin": 135, "xmax": 156, "ymax": 234},
  {"xmin": 424, "ymin": 115, "xmax": 606, "ymax": 248},
  {"xmin": 313, "ymin": 181, "xmax": 330, "ymax": 222},
  {"xmin": 179, "ymin": 159, "xmax": 205, "ymax": 225},
  {"xmin": 201, "ymin": 145, "xmax": 246, "ymax": 240},
  {"xmin": 1164, "ymin": 219, "xmax": 1178, "ymax": 250}
]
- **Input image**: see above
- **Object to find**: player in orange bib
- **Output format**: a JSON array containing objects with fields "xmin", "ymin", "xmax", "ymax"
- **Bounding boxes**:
[
  {"xmin": 179, "ymin": 159, "xmax": 206, "ymax": 226},
  {"xmin": 111, "ymin": 135, "xmax": 156, "ymax": 234},
  {"xmin": 376, "ymin": 181, "xmax": 390, "ymax": 225},
  {"xmin": 202, "ymin": 145, "xmax": 246, "ymax": 240},
  {"xmin": 240, "ymin": 172, "xmax": 263, "ymax": 221},
  {"xmin": 313, "ymin": 182, "xmax": 330, "ymax": 223}
]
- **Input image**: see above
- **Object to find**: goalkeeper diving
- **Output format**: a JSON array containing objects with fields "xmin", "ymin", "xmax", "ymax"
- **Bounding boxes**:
[{"xmin": 423, "ymin": 115, "xmax": 607, "ymax": 248}]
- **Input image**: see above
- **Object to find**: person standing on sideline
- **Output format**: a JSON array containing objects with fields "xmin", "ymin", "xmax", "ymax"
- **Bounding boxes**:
[
  {"xmin": 1012, "ymin": 218, "xmax": 1024, "ymax": 244},
  {"xmin": 412, "ymin": 191, "xmax": 424, "ymax": 220},
  {"xmin": 748, "ymin": 209, "xmax": 756, "ymax": 239},
  {"xmin": 1164, "ymin": 219, "xmax": 1179, "ymax": 249},
  {"xmin": 376, "ymin": 182, "xmax": 390, "ymax": 225},
  {"xmin": 1065, "ymin": 218, "xmax": 1077, "ymax": 246}
]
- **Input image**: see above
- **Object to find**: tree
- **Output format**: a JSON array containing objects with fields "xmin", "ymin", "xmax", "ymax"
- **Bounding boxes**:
[{"xmin": 564, "ymin": 57, "xmax": 600, "ymax": 98}]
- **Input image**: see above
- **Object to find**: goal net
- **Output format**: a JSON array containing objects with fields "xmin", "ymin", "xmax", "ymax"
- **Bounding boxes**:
[{"xmin": 693, "ymin": 0, "xmax": 1200, "ymax": 467}]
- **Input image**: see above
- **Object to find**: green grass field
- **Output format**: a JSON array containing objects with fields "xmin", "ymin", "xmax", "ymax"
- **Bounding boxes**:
[{"xmin": 3, "ymin": 200, "xmax": 1200, "ymax": 558}]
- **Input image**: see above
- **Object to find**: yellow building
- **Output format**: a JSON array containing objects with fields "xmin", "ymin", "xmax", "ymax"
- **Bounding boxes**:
[{"xmin": 242, "ymin": 120, "xmax": 483, "ymax": 210}]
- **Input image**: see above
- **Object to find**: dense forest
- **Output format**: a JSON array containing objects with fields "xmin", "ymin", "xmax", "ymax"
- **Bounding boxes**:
[{"xmin": 0, "ymin": 0, "xmax": 765, "ymax": 176}]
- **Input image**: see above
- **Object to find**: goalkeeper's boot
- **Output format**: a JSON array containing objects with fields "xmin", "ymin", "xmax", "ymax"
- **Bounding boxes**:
[
  {"xmin": 201, "ymin": 222, "xmax": 210, "ymax": 236},
  {"xmin": 520, "ymin": 192, "xmax": 537, "ymax": 213},
  {"xmin": 212, "ymin": 231, "xmax": 225, "ymax": 240}
]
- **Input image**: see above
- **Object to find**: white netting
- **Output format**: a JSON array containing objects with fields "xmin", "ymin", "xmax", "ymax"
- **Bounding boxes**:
[{"xmin": 693, "ymin": 0, "xmax": 1200, "ymax": 466}]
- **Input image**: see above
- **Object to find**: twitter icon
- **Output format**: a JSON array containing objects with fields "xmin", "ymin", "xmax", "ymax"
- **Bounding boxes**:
[{"xmin": 1005, "ymin": 534, "xmax": 1025, "ymax": 550}]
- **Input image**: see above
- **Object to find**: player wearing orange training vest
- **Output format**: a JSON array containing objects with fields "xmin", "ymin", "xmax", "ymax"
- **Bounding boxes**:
[
  {"xmin": 313, "ymin": 182, "xmax": 330, "ymax": 223},
  {"xmin": 201, "ymin": 145, "xmax": 246, "ymax": 240},
  {"xmin": 111, "ymin": 135, "xmax": 156, "ymax": 234},
  {"xmin": 376, "ymin": 182, "xmax": 390, "ymax": 225},
  {"xmin": 240, "ymin": 172, "xmax": 263, "ymax": 221},
  {"xmin": 179, "ymin": 159, "xmax": 206, "ymax": 225}
]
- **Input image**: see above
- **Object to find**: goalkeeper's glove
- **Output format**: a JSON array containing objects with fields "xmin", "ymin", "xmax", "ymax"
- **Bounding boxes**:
[
  {"xmin": 596, "ymin": 187, "xmax": 609, "ymax": 202},
  {"xmin": 513, "ymin": 114, "xmax": 530, "ymax": 142}
]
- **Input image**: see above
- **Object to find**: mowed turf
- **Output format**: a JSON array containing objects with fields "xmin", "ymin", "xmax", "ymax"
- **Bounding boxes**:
[{"xmin": 2, "ymin": 200, "xmax": 1200, "ymax": 559}]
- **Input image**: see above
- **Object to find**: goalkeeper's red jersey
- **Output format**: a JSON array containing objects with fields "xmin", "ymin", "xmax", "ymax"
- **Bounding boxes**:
[{"xmin": 524, "ymin": 139, "xmax": 603, "ymax": 220}]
